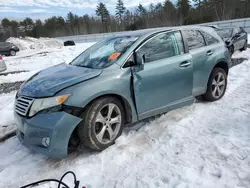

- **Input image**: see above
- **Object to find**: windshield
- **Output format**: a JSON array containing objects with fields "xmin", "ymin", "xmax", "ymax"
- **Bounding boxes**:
[
  {"xmin": 216, "ymin": 28, "xmax": 233, "ymax": 39},
  {"xmin": 70, "ymin": 35, "xmax": 139, "ymax": 69}
]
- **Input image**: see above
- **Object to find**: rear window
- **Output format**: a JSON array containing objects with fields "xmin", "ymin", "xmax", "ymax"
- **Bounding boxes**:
[
  {"xmin": 200, "ymin": 31, "xmax": 219, "ymax": 45},
  {"xmin": 184, "ymin": 30, "xmax": 206, "ymax": 50},
  {"xmin": 216, "ymin": 28, "xmax": 233, "ymax": 38}
]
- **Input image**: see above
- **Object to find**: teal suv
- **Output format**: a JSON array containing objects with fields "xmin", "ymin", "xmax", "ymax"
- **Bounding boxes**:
[{"xmin": 14, "ymin": 26, "xmax": 231, "ymax": 158}]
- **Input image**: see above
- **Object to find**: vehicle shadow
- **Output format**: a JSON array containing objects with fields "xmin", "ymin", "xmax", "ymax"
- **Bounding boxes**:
[{"xmin": 230, "ymin": 57, "xmax": 248, "ymax": 68}]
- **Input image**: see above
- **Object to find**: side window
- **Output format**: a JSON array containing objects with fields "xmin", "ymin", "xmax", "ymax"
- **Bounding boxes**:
[
  {"xmin": 200, "ymin": 31, "xmax": 219, "ymax": 45},
  {"xmin": 174, "ymin": 31, "xmax": 185, "ymax": 55},
  {"xmin": 136, "ymin": 32, "xmax": 182, "ymax": 64},
  {"xmin": 184, "ymin": 30, "xmax": 206, "ymax": 50}
]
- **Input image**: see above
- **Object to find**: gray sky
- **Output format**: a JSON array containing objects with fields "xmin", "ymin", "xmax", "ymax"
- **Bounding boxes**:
[{"xmin": 0, "ymin": 0, "xmax": 170, "ymax": 20}]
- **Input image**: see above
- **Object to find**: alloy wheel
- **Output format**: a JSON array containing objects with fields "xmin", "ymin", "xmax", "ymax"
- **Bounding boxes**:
[
  {"xmin": 211, "ymin": 72, "xmax": 226, "ymax": 99},
  {"xmin": 94, "ymin": 103, "xmax": 122, "ymax": 144}
]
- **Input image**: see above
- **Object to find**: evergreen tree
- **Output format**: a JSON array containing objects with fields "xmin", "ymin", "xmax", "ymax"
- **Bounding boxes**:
[
  {"xmin": 176, "ymin": 0, "xmax": 191, "ymax": 24},
  {"xmin": 96, "ymin": 2, "xmax": 110, "ymax": 32},
  {"xmin": 115, "ymin": 0, "xmax": 126, "ymax": 26}
]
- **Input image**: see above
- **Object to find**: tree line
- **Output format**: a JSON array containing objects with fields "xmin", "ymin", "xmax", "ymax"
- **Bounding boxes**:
[{"xmin": 0, "ymin": 0, "xmax": 249, "ymax": 41}]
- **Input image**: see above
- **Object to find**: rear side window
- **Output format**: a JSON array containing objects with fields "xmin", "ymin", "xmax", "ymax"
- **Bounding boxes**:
[
  {"xmin": 136, "ymin": 31, "xmax": 183, "ymax": 63},
  {"xmin": 201, "ymin": 31, "xmax": 219, "ymax": 45},
  {"xmin": 184, "ymin": 30, "xmax": 206, "ymax": 50},
  {"xmin": 174, "ymin": 31, "xmax": 185, "ymax": 55}
]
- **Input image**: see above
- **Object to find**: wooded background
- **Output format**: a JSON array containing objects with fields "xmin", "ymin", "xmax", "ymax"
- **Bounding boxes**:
[{"xmin": 0, "ymin": 0, "xmax": 250, "ymax": 41}]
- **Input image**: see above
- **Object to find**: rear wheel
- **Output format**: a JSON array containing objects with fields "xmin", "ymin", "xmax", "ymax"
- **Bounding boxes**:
[
  {"xmin": 9, "ymin": 50, "xmax": 16, "ymax": 56},
  {"xmin": 77, "ymin": 97, "xmax": 125, "ymax": 150},
  {"xmin": 202, "ymin": 68, "xmax": 227, "ymax": 102},
  {"xmin": 240, "ymin": 40, "xmax": 247, "ymax": 51}
]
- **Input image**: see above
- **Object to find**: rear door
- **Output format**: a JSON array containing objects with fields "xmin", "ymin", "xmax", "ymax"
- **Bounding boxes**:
[
  {"xmin": 233, "ymin": 27, "xmax": 244, "ymax": 50},
  {"xmin": 183, "ymin": 30, "xmax": 218, "ymax": 96},
  {"xmin": 238, "ymin": 27, "xmax": 247, "ymax": 48},
  {"xmin": 132, "ymin": 31, "xmax": 193, "ymax": 119}
]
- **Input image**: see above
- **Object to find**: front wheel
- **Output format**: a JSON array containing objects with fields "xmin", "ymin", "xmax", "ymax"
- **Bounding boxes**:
[
  {"xmin": 202, "ymin": 68, "xmax": 227, "ymax": 102},
  {"xmin": 77, "ymin": 97, "xmax": 125, "ymax": 150}
]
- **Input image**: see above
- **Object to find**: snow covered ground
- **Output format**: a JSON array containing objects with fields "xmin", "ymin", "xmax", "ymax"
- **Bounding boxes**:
[
  {"xmin": 6, "ymin": 37, "xmax": 64, "ymax": 51},
  {"xmin": 0, "ymin": 38, "xmax": 250, "ymax": 188}
]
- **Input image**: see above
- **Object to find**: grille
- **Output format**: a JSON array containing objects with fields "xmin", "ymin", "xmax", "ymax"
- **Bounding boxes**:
[{"xmin": 15, "ymin": 96, "xmax": 34, "ymax": 116}]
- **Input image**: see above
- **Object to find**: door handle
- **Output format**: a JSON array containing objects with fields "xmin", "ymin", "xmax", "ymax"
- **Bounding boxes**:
[
  {"xmin": 207, "ymin": 50, "xmax": 213, "ymax": 56},
  {"xmin": 179, "ymin": 61, "xmax": 191, "ymax": 68}
]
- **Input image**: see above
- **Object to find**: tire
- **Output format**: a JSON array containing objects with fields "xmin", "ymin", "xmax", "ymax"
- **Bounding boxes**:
[
  {"xmin": 77, "ymin": 97, "xmax": 125, "ymax": 151},
  {"xmin": 202, "ymin": 68, "xmax": 227, "ymax": 102},
  {"xmin": 228, "ymin": 45, "xmax": 234, "ymax": 55},
  {"xmin": 240, "ymin": 40, "xmax": 247, "ymax": 51},
  {"xmin": 9, "ymin": 50, "xmax": 16, "ymax": 56}
]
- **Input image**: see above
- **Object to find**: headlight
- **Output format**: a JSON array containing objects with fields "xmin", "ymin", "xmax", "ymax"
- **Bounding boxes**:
[{"xmin": 29, "ymin": 94, "xmax": 70, "ymax": 117}]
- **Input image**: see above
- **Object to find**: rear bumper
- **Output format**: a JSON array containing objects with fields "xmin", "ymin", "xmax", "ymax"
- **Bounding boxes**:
[{"xmin": 15, "ymin": 111, "xmax": 82, "ymax": 158}]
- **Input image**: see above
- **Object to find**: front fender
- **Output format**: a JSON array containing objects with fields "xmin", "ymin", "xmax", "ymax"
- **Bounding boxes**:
[{"xmin": 59, "ymin": 69, "xmax": 138, "ymax": 123}]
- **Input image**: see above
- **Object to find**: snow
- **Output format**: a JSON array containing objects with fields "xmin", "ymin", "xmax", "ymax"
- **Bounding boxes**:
[
  {"xmin": 0, "ymin": 39, "xmax": 250, "ymax": 188},
  {"xmin": 0, "ymin": 91, "xmax": 16, "ymax": 139},
  {"xmin": 6, "ymin": 37, "xmax": 64, "ymax": 51},
  {"xmin": 3, "ymin": 43, "xmax": 94, "ymax": 73}
]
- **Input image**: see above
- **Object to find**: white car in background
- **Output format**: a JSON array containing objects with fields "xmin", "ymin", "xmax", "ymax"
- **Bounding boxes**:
[{"xmin": 0, "ymin": 56, "xmax": 7, "ymax": 72}]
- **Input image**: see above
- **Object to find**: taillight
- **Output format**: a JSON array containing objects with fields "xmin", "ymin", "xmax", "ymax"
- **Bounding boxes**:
[{"xmin": 0, "ymin": 56, "xmax": 2, "ymax": 60}]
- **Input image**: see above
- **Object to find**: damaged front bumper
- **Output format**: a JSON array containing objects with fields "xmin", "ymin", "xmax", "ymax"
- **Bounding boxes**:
[{"xmin": 14, "ymin": 111, "xmax": 82, "ymax": 158}]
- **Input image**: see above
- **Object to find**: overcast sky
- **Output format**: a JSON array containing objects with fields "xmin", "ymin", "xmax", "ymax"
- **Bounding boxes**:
[{"xmin": 0, "ymin": 0, "xmax": 171, "ymax": 20}]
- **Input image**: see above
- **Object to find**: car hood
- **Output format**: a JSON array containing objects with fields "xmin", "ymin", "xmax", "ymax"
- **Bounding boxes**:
[{"xmin": 18, "ymin": 63, "xmax": 102, "ymax": 98}]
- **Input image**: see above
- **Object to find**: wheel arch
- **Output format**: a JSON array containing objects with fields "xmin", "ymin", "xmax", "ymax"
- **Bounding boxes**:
[
  {"xmin": 66, "ymin": 93, "xmax": 135, "ymax": 124},
  {"xmin": 213, "ymin": 61, "xmax": 229, "ymax": 75},
  {"xmin": 203, "ymin": 60, "xmax": 229, "ymax": 94}
]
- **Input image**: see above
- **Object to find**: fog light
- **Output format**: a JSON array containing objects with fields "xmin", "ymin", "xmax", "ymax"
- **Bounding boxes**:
[{"xmin": 42, "ymin": 137, "xmax": 50, "ymax": 147}]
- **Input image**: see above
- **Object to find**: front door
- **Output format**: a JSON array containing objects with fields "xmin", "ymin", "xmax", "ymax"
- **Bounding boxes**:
[{"xmin": 132, "ymin": 31, "xmax": 193, "ymax": 119}]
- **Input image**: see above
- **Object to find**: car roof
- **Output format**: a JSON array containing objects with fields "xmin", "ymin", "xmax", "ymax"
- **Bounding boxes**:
[
  {"xmin": 216, "ymin": 27, "xmax": 237, "ymax": 30},
  {"xmin": 114, "ymin": 25, "xmax": 213, "ymax": 38}
]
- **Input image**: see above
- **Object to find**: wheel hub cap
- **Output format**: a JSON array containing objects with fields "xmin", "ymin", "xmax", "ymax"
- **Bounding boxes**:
[
  {"xmin": 212, "ymin": 72, "xmax": 226, "ymax": 98},
  {"xmin": 94, "ymin": 103, "xmax": 121, "ymax": 144}
]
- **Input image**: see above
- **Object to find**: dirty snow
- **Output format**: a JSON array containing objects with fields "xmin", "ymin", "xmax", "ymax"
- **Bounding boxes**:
[
  {"xmin": 0, "ymin": 39, "xmax": 250, "ymax": 188},
  {"xmin": 6, "ymin": 37, "xmax": 64, "ymax": 51}
]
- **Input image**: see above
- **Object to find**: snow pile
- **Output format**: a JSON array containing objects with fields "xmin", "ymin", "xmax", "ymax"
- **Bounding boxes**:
[
  {"xmin": 3, "ymin": 43, "xmax": 95, "ymax": 72},
  {"xmin": 6, "ymin": 37, "xmax": 63, "ymax": 51}
]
